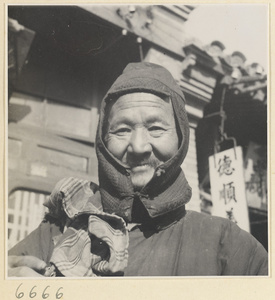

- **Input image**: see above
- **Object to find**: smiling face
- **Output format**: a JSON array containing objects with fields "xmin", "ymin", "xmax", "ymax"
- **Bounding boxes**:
[{"xmin": 104, "ymin": 92, "xmax": 179, "ymax": 190}]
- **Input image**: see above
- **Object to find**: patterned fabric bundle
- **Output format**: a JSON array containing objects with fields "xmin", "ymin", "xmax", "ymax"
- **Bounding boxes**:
[{"xmin": 43, "ymin": 177, "xmax": 129, "ymax": 277}]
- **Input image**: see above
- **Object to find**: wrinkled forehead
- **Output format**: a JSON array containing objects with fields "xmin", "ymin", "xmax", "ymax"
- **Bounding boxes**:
[{"xmin": 105, "ymin": 92, "xmax": 174, "ymax": 119}]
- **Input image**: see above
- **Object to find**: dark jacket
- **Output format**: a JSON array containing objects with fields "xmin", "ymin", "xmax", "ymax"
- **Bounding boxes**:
[{"xmin": 9, "ymin": 209, "xmax": 268, "ymax": 276}]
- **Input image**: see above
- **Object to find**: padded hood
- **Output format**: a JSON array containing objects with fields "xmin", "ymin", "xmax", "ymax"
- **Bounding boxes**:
[{"xmin": 96, "ymin": 62, "xmax": 192, "ymax": 225}]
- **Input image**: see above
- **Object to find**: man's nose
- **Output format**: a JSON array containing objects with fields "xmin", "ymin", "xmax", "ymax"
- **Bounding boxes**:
[{"xmin": 127, "ymin": 128, "xmax": 152, "ymax": 154}]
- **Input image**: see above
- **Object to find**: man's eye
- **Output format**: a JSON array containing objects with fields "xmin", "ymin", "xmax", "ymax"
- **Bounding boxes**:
[
  {"xmin": 113, "ymin": 128, "xmax": 131, "ymax": 135},
  {"xmin": 149, "ymin": 126, "xmax": 165, "ymax": 131},
  {"xmin": 148, "ymin": 126, "xmax": 165, "ymax": 136}
]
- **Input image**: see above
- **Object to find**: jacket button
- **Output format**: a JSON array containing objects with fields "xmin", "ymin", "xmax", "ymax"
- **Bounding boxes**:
[{"xmin": 156, "ymin": 168, "xmax": 165, "ymax": 177}]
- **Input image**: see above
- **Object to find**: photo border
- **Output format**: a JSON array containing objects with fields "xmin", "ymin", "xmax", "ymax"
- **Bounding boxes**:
[{"xmin": 1, "ymin": 1, "xmax": 274, "ymax": 299}]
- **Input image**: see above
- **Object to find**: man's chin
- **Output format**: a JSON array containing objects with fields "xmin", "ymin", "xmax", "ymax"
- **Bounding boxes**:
[{"xmin": 130, "ymin": 168, "xmax": 155, "ymax": 190}]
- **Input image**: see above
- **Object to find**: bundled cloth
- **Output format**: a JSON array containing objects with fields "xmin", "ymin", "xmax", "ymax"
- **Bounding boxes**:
[{"xmin": 43, "ymin": 177, "xmax": 129, "ymax": 277}]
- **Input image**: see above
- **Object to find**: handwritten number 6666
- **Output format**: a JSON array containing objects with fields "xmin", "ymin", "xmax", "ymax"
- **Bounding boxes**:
[{"xmin": 15, "ymin": 284, "xmax": 63, "ymax": 299}]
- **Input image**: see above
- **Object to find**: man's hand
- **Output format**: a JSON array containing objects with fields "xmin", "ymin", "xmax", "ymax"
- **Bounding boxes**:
[{"xmin": 8, "ymin": 255, "xmax": 47, "ymax": 277}]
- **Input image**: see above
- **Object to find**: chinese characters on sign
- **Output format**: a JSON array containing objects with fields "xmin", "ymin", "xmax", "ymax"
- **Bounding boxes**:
[
  {"xmin": 220, "ymin": 182, "xmax": 237, "ymax": 205},
  {"xmin": 209, "ymin": 147, "xmax": 250, "ymax": 232},
  {"xmin": 217, "ymin": 155, "xmax": 235, "ymax": 176}
]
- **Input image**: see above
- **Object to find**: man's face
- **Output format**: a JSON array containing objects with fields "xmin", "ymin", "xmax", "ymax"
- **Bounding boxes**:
[{"xmin": 104, "ymin": 92, "xmax": 179, "ymax": 190}]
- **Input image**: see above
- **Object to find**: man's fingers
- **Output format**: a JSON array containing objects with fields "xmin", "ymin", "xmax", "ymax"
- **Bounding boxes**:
[
  {"xmin": 8, "ymin": 256, "xmax": 47, "ymax": 277},
  {"xmin": 8, "ymin": 266, "xmax": 45, "ymax": 277},
  {"xmin": 8, "ymin": 255, "xmax": 47, "ymax": 271}
]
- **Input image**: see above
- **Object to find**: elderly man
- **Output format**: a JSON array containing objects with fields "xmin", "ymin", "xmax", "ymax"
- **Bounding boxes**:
[{"xmin": 8, "ymin": 62, "xmax": 268, "ymax": 276}]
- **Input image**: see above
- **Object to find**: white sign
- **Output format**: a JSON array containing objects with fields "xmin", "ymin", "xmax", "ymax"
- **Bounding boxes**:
[{"xmin": 209, "ymin": 146, "xmax": 250, "ymax": 232}]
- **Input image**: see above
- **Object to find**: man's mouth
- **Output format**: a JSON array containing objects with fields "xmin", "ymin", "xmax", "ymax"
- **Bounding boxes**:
[
  {"xmin": 126, "ymin": 158, "xmax": 161, "ymax": 173},
  {"xmin": 130, "ymin": 164, "xmax": 152, "ymax": 172}
]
